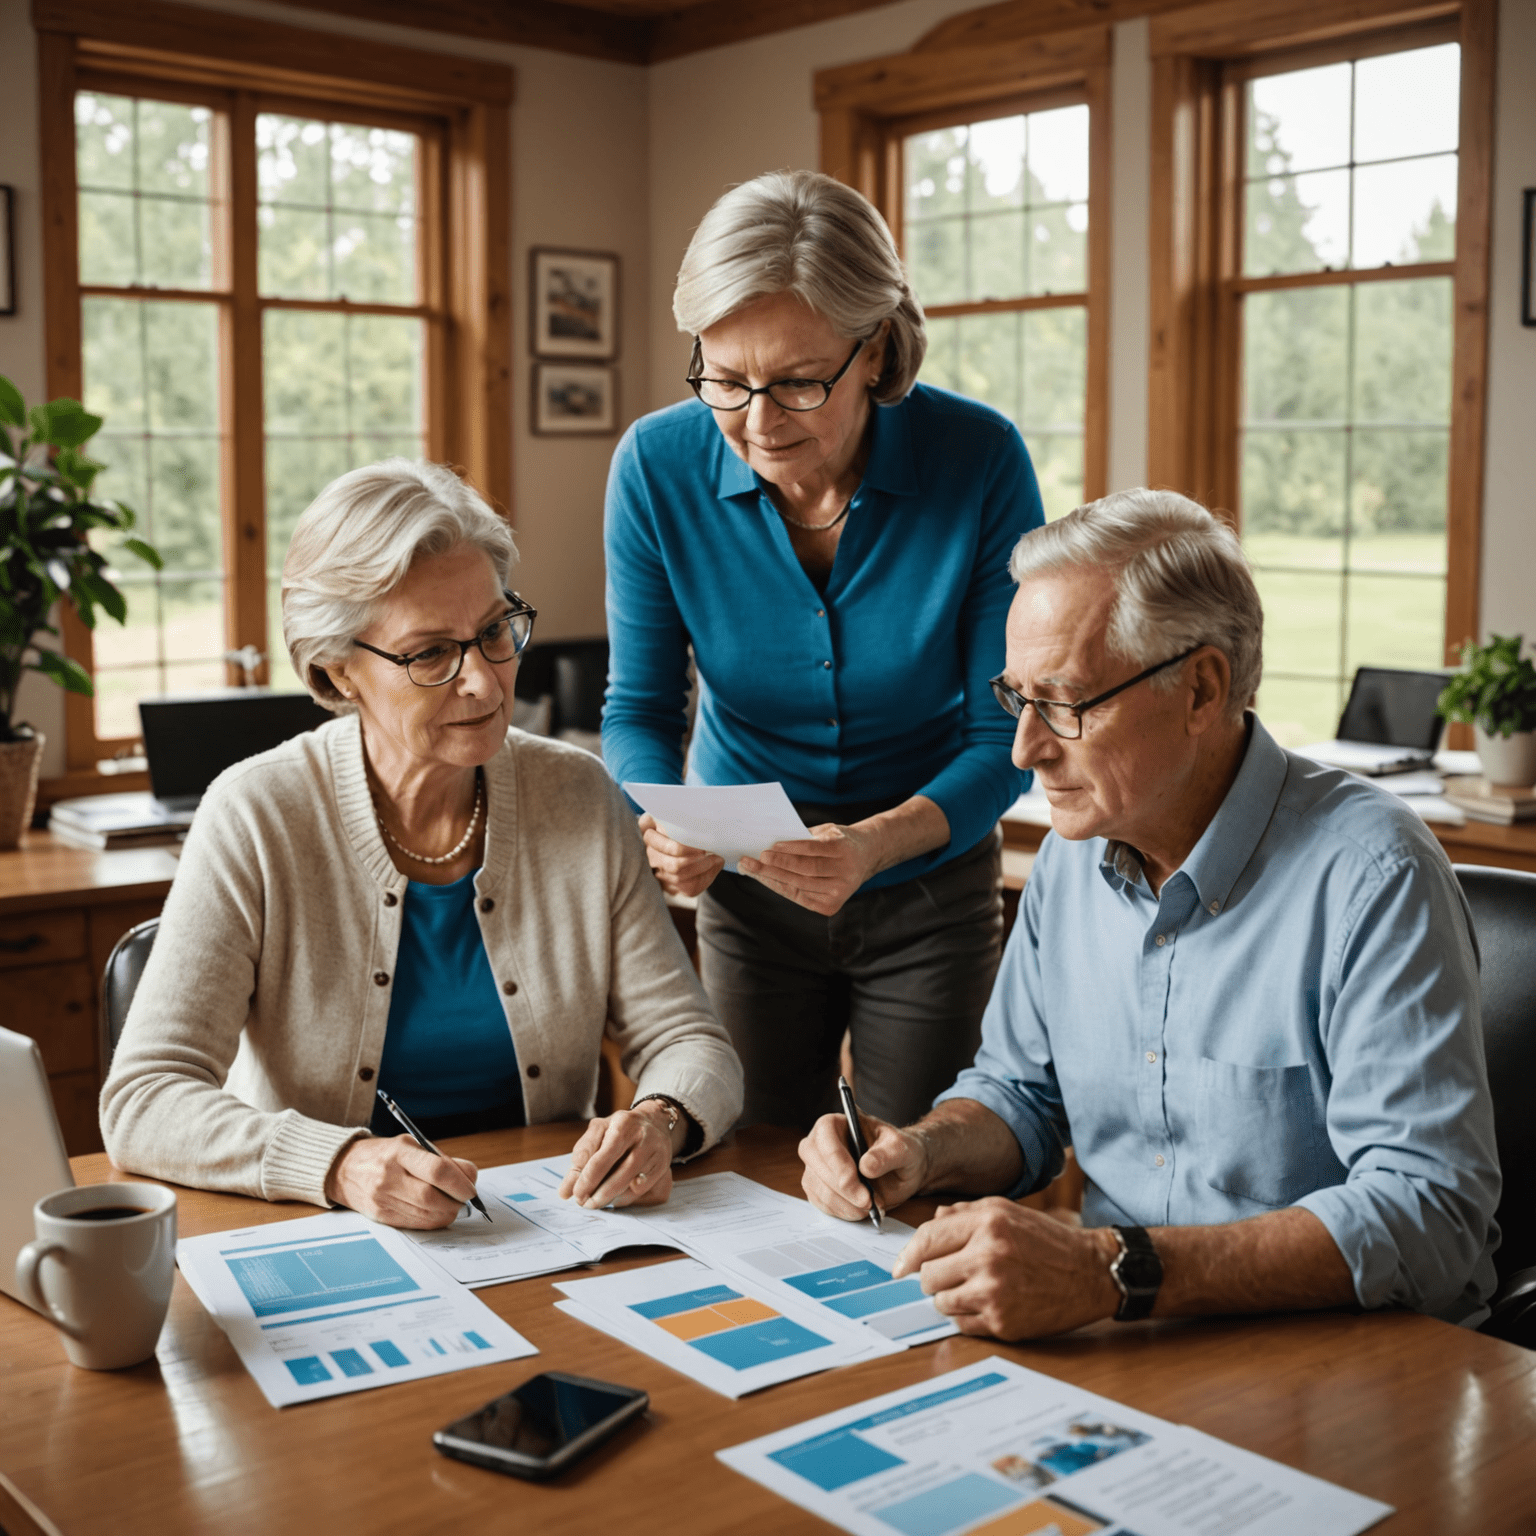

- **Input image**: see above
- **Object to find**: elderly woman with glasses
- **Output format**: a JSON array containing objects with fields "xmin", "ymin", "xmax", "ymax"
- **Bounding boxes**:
[
  {"xmin": 603, "ymin": 170, "xmax": 1044, "ymax": 1133},
  {"xmin": 102, "ymin": 459, "xmax": 742, "ymax": 1228}
]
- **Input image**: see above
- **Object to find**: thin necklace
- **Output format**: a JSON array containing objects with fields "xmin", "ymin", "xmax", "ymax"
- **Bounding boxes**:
[
  {"xmin": 776, "ymin": 490, "xmax": 855, "ymax": 532},
  {"xmin": 376, "ymin": 770, "xmax": 484, "ymax": 866}
]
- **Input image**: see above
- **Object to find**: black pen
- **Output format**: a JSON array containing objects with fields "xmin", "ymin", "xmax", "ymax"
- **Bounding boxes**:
[
  {"xmin": 837, "ymin": 1074, "xmax": 883, "ymax": 1232},
  {"xmin": 376, "ymin": 1089, "xmax": 492, "ymax": 1222}
]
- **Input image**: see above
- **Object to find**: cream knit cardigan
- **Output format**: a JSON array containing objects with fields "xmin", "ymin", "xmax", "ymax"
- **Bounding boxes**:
[{"xmin": 100, "ymin": 714, "xmax": 743, "ymax": 1207}]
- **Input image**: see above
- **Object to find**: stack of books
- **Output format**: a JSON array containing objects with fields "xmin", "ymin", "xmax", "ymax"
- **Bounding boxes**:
[
  {"xmin": 48, "ymin": 793, "xmax": 193, "ymax": 851},
  {"xmin": 1442, "ymin": 776, "xmax": 1536, "ymax": 824}
]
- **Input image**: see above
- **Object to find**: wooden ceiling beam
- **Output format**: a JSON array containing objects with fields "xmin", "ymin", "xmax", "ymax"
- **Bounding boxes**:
[{"xmin": 648, "ymin": 0, "xmax": 901, "ymax": 63}]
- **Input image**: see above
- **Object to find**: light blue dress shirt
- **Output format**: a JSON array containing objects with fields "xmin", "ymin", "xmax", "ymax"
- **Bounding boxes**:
[{"xmin": 939, "ymin": 717, "xmax": 1501, "ymax": 1324}]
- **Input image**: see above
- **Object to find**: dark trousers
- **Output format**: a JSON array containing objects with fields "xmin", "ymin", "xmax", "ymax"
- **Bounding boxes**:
[{"xmin": 696, "ymin": 829, "xmax": 1004, "ymax": 1132}]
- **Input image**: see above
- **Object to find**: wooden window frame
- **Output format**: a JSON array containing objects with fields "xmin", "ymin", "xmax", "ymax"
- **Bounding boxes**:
[
  {"xmin": 34, "ymin": 0, "xmax": 512, "ymax": 795},
  {"xmin": 815, "ymin": 27, "xmax": 1112, "ymax": 505},
  {"xmin": 1146, "ymin": 0, "xmax": 1496, "ymax": 683}
]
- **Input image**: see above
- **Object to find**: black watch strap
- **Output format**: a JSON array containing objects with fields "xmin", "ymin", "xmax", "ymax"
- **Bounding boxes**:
[{"xmin": 1109, "ymin": 1224, "xmax": 1162, "ymax": 1322}]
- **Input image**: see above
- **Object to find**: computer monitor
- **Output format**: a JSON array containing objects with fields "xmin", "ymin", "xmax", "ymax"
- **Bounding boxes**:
[
  {"xmin": 1336, "ymin": 667, "xmax": 1450, "ymax": 751},
  {"xmin": 139, "ymin": 691, "xmax": 332, "ymax": 809}
]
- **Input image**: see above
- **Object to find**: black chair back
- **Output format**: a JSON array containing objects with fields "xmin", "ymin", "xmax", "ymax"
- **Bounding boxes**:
[{"xmin": 99, "ymin": 917, "xmax": 159, "ymax": 1074}]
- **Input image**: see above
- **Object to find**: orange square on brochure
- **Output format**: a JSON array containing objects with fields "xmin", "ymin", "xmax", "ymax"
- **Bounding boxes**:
[
  {"xmin": 653, "ymin": 1307, "xmax": 737, "ymax": 1341},
  {"xmin": 710, "ymin": 1297, "xmax": 779, "ymax": 1327}
]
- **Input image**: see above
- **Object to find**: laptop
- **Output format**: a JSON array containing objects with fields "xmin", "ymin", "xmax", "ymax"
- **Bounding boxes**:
[
  {"xmin": 0, "ymin": 1027, "xmax": 75, "ymax": 1314},
  {"xmin": 1296, "ymin": 666, "xmax": 1451, "ymax": 776}
]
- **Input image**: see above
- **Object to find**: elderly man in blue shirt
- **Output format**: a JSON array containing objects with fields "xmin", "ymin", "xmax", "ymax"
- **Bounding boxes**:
[{"xmin": 799, "ymin": 488, "xmax": 1500, "ymax": 1336}]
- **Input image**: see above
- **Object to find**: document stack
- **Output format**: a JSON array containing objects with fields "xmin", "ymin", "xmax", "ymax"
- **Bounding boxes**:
[
  {"xmin": 47, "ymin": 792, "xmax": 193, "ymax": 850},
  {"xmin": 1442, "ymin": 776, "xmax": 1536, "ymax": 824}
]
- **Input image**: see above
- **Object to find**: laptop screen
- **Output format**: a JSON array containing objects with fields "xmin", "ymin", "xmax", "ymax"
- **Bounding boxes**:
[
  {"xmin": 1336, "ymin": 667, "xmax": 1450, "ymax": 751},
  {"xmin": 139, "ymin": 692, "xmax": 332, "ymax": 802}
]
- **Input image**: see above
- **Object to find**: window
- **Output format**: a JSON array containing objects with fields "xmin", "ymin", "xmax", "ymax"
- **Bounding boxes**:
[
  {"xmin": 72, "ymin": 89, "xmax": 436, "ymax": 738},
  {"xmin": 903, "ymin": 102, "xmax": 1091, "ymax": 520},
  {"xmin": 1234, "ymin": 41, "xmax": 1460, "ymax": 743}
]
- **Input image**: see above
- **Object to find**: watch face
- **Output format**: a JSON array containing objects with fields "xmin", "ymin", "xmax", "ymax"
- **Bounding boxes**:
[{"xmin": 1115, "ymin": 1249, "xmax": 1161, "ymax": 1291}]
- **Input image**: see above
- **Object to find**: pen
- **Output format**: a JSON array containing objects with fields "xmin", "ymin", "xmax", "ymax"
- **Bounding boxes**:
[
  {"xmin": 376, "ymin": 1089, "xmax": 492, "ymax": 1222},
  {"xmin": 837, "ymin": 1074, "xmax": 883, "ymax": 1232}
]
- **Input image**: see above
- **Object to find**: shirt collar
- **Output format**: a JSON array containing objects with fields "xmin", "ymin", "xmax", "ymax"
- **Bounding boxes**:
[
  {"xmin": 714, "ymin": 397, "xmax": 918, "ymax": 502},
  {"xmin": 1099, "ymin": 714, "xmax": 1288, "ymax": 910}
]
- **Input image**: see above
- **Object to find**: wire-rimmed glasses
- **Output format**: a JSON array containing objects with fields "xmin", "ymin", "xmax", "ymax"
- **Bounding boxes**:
[
  {"xmin": 353, "ymin": 591, "xmax": 537, "ymax": 688},
  {"xmin": 686, "ymin": 339, "xmax": 866, "ymax": 413},
  {"xmin": 989, "ymin": 647, "xmax": 1202, "ymax": 739}
]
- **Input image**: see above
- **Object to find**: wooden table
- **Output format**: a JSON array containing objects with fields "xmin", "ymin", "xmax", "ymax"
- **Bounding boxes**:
[{"xmin": 2, "ymin": 1126, "xmax": 1533, "ymax": 1536}]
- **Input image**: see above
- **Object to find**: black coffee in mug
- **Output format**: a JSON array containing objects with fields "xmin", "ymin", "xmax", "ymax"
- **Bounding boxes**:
[{"xmin": 71, "ymin": 1206, "xmax": 151, "ymax": 1222}]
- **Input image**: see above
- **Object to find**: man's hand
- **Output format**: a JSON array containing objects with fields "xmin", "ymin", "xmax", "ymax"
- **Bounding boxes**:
[
  {"xmin": 740, "ymin": 823, "xmax": 880, "ymax": 916},
  {"xmin": 557, "ymin": 1105, "xmax": 680, "ymax": 1209},
  {"xmin": 326, "ymin": 1136, "xmax": 481, "ymax": 1229},
  {"xmin": 799, "ymin": 1110, "xmax": 929, "ymax": 1220},
  {"xmin": 639, "ymin": 813, "xmax": 725, "ymax": 899},
  {"xmin": 893, "ymin": 1198, "xmax": 1121, "ymax": 1340}
]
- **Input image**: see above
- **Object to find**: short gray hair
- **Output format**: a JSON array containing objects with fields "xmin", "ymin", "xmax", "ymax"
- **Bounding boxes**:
[
  {"xmin": 673, "ymin": 170, "xmax": 926, "ymax": 404},
  {"xmin": 1009, "ymin": 489, "xmax": 1263, "ymax": 719},
  {"xmin": 282, "ymin": 459, "xmax": 518, "ymax": 711}
]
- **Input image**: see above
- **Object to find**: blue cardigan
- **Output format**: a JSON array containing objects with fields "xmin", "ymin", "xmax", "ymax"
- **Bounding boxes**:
[{"xmin": 602, "ymin": 384, "xmax": 1042, "ymax": 890}]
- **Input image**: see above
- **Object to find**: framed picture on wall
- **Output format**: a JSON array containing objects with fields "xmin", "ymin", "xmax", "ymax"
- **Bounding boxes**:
[
  {"xmin": 1523, "ymin": 188, "xmax": 1535, "ymax": 328},
  {"xmin": 530, "ymin": 247, "xmax": 619, "ymax": 359},
  {"xmin": 531, "ymin": 362, "xmax": 618, "ymax": 435},
  {"xmin": 0, "ymin": 186, "xmax": 15, "ymax": 316}
]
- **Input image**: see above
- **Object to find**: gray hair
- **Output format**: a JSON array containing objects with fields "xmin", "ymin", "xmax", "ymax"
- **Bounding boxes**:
[
  {"xmin": 1009, "ymin": 488, "xmax": 1263, "ymax": 719},
  {"xmin": 673, "ymin": 170, "xmax": 926, "ymax": 404},
  {"xmin": 282, "ymin": 458, "xmax": 518, "ymax": 711}
]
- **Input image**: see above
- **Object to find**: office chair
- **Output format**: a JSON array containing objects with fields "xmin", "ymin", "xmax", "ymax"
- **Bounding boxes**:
[
  {"xmin": 1453, "ymin": 864, "xmax": 1536, "ymax": 1349},
  {"xmin": 99, "ymin": 917, "xmax": 159, "ymax": 1074}
]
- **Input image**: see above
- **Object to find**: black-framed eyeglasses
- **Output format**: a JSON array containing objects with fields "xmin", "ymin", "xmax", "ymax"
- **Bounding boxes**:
[
  {"xmin": 353, "ymin": 591, "xmax": 537, "ymax": 688},
  {"xmin": 989, "ymin": 647, "xmax": 1203, "ymax": 740},
  {"xmin": 686, "ymin": 339, "xmax": 866, "ymax": 413}
]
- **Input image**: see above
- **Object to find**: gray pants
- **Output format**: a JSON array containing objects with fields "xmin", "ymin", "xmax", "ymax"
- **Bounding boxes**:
[{"xmin": 696, "ymin": 829, "xmax": 1004, "ymax": 1132}]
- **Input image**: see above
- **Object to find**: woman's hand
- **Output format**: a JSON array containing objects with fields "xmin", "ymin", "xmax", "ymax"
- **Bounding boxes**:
[
  {"xmin": 558, "ymin": 1103, "xmax": 682, "ymax": 1209},
  {"xmin": 739, "ymin": 822, "xmax": 882, "ymax": 915},
  {"xmin": 326, "ymin": 1135, "xmax": 481, "ymax": 1229},
  {"xmin": 639, "ymin": 813, "xmax": 725, "ymax": 899}
]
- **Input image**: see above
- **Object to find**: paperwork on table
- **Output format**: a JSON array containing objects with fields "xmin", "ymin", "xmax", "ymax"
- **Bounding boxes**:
[
  {"xmin": 622, "ymin": 781, "xmax": 809, "ymax": 871},
  {"xmin": 554, "ymin": 1256, "xmax": 901, "ymax": 1399},
  {"xmin": 720, "ymin": 1355, "xmax": 1394, "ymax": 1536},
  {"xmin": 176, "ymin": 1211, "xmax": 537, "ymax": 1408},
  {"xmin": 404, "ymin": 1165, "xmax": 957, "ymax": 1350}
]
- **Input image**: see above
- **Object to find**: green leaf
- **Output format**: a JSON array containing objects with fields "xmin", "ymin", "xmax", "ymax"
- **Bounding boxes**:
[
  {"xmin": 31, "ymin": 399, "xmax": 104, "ymax": 449},
  {"xmin": 122, "ymin": 535, "xmax": 164, "ymax": 571},
  {"xmin": 77, "ymin": 567, "xmax": 127, "ymax": 624},
  {"xmin": 0, "ymin": 376, "xmax": 25, "ymax": 429},
  {"xmin": 30, "ymin": 647, "xmax": 95, "ymax": 695}
]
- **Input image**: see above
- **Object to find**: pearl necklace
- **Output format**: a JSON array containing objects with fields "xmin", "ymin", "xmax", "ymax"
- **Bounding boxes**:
[
  {"xmin": 776, "ymin": 491, "xmax": 855, "ymax": 532},
  {"xmin": 376, "ymin": 771, "xmax": 484, "ymax": 866}
]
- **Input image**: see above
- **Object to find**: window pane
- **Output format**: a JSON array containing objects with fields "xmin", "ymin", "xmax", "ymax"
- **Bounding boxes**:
[
  {"xmin": 953, "ymin": 311, "xmax": 1020, "ymax": 420},
  {"xmin": 1027, "ymin": 106, "xmax": 1089, "ymax": 204},
  {"xmin": 78, "ymin": 191, "xmax": 137, "ymax": 287},
  {"xmin": 1028, "ymin": 434, "xmax": 1084, "ymax": 523},
  {"xmin": 1248, "ymin": 63, "xmax": 1352, "ymax": 177},
  {"xmin": 1351, "ymin": 155, "xmax": 1457, "ymax": 268},
  {"xmin": 966, "ymin": 117, "xmax": 1025, "ymax": 211},
  {"xmin": 1241, "ymin": 429, "xmax": 1348, "ymax": 541},
  {"xmin": 1252, "ymin": 568, "xmax": 1345, "ymax": 678},
  {"xmin": 331, "ymin": 210, "xmax": 416, "ymax": 305},
  {"xmin": 918, "ymin": 315, "xmax": 959, "ymax": 390},
  {"xmin": 328, "ymin": 123, "xmax": 417, "ymax": 215},
  {"xmin": 1029, "ymin": 201, "xmax": 1086, "ymax": 296},
  {"xmin": 1353, "ymin": 278, "xmax": 1453, "ymax": 423},
  {"xmin": 1351, "ymin": 429, "xmax": 1449, "ymax": 542},
  {"xmin": 970, "ymin": 211, "xmax": 1026, "ymax": 303},
  {"xmin": 906, "ymin": 218, "xmax": 967, "ymax": 306},
  {"xmin": 905, "ymin": 127, "xmax": 969, "ymax": 222},
  {"xmin": 1244, "ymin": 168, "xmax": 1349, "ymax": 276},
  {"xmin": 1255, "ymin": 676, "xmax": 1345, "ymax": 747},
  {"xmin": 1021, "ymin": 307, "xmax": 1086, "ymax": 431},
  {"xmin": 1244, "ymin": 287, "xmax": 1348, "ymax": 423},
  {"xmin": 1344, "ymin": 572, "xmax": 1447, "ymax": 673},
  {"xmin": 1353, "ymin": 43, "xmax": 1460, "ymax": 164},
  {"xmin": 75, "ymin": 93, "xmax": 135, "ymax": 190}
]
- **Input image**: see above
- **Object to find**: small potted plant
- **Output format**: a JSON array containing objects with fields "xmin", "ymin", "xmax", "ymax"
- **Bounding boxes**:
[
  {"xmin": 1437, "ymin": 633, "xmax": 1536, "ymax": 788},
  {"xmin": 0, "ymin": 373, "xmax": 162, "ymax": 849}
]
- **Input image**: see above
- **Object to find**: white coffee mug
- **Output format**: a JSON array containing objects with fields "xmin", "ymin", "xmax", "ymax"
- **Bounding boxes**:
[{"xmin": 16, "ymin": 1183, "xmax": 177, "ymax": 1370}]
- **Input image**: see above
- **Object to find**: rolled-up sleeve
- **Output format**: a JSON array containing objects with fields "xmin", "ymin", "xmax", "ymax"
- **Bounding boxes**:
[{"xmin": 1295, "ymin": 854, "xmax": 1500, "ymax": 1322}]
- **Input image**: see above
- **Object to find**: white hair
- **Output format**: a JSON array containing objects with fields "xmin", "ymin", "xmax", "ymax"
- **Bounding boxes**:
[
  {"xmin": 673, "ymin": 170, "xmax": 926, "ymax": 404},
  {"xmin": 1009, "ymin": 489, "xmax": 1263, "ymax": 720},
  {"xmin": 281, "ymin": 459, "xmax": 518, "ymax": 711}
]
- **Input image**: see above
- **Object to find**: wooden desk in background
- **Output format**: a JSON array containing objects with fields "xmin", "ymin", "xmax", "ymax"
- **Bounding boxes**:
[{"xmin": 1, "ymin": 1125, "xmax": 1533, "ymax": 1536}]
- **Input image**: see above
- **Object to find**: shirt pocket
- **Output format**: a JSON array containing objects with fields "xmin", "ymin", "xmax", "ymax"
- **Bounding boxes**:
[{"xmin": 1195, "ymin": 1056, "xmax": 1325, "ymax": 1208}]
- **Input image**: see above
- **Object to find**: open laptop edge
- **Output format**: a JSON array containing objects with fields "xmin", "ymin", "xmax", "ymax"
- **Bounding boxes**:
[{"xmin": 0, "ymin": 1027, "xmax": 76, "ymax": 1313}]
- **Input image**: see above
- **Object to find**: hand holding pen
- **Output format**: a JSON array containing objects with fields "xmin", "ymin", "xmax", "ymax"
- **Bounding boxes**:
[{"xmin": 837, "ymin": 1075, "xmax": 883, "ymax": 1232}]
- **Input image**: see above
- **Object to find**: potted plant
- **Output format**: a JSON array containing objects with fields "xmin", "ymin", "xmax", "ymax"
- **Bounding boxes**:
[
  {"xmin": 1437, "ymin": 633, "xmax": 1536, "ymax": 788},
  {"xmin": 0, "ymin": 373, "xmax": 162, "ymax": 849}
]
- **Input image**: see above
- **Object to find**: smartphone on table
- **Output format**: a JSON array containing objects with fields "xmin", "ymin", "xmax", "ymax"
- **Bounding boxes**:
[{"xmin": 433, "ymin": 1371, "xmax": 649, "ymax": 1480}]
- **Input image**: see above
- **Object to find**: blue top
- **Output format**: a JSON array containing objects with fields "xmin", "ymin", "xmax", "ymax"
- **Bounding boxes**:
[
  {"xmin": 602, "ymin": 385, "xmax": 1042, "ymax": 890},
  {"xmin": 370, "ymin": 869, "xmax": 523, "ymax": 1128},
  {"xmin": 939, "ymin": 718, "xmax": 1502, "ymax": 1324}
]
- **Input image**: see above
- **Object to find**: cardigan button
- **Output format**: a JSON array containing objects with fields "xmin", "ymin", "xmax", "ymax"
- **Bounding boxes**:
[
  {"xmin": 383, "ymin": 892, "xmax": 398, "ymax": 908},
  {"xmin": 526, "ymin": 1063, "xmax": 541, "ymax": 1079},
  {"xmin": 373, "ymin": 971, "xmax": 390, "ymax": 986},
  {"xmin": 358, "ymin": 1066, "xmax": 375, "ymax": 1082},
  {"xmin": 502, "ymin": 980, "xmax": 518, "ymax": 996},
  {"xmin": 480, "ymin": 897, "xmax": 495, "ymax": 913}
]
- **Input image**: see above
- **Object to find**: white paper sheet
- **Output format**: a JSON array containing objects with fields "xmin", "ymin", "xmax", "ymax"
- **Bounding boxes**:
[
  {"xmin": 176, "ymin": 1211, "xmax": 537, "ymax": 1408},
  {"xmin": 554, "ymin": 1256, "xmax": 900, "ymax": 1399},
  {"xmin": 1295, "ymin": 740, "xmax": 1433, "ymax": 775},
  {"xmin": 622, "ymin": 781, "xmax": 810, "ymax": 871},
  {"xmin": 720, "ymin": 1355, "xmax": 1393, "ymax": 1536}
]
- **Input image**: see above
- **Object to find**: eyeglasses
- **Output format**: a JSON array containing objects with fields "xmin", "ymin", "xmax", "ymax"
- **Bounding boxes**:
[
  {"xmin": 353, "ymin": 591, "xmax": 537, "ymax": 688},
  {"xmin": 988, "ymin": 647, "xmax": 1203, "ymax": 740},
  {"xmin": 686, "ymin": 339, "xmax": 866, "ymax": 413}
]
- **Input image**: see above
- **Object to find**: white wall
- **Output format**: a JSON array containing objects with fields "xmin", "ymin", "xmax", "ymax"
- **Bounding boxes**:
[{"xmin": 1479, "ymin": 0, "xmax": 1536, "ymax": 647}]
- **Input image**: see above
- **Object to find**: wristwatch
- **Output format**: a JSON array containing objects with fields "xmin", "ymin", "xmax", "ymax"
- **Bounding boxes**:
[
  {"xmin": 1108, "ymin": 1225, "xmax": 1162, "ymax": 1321},
  {"xmin": 631, "ymin": 1094, "xmax": 682, "ymax": 1139}
]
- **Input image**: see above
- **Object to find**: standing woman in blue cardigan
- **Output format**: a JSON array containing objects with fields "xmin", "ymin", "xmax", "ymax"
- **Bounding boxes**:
[{"xmin": 603, "ymin": 170, "xmax": 1043, "ymax": 1132}]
